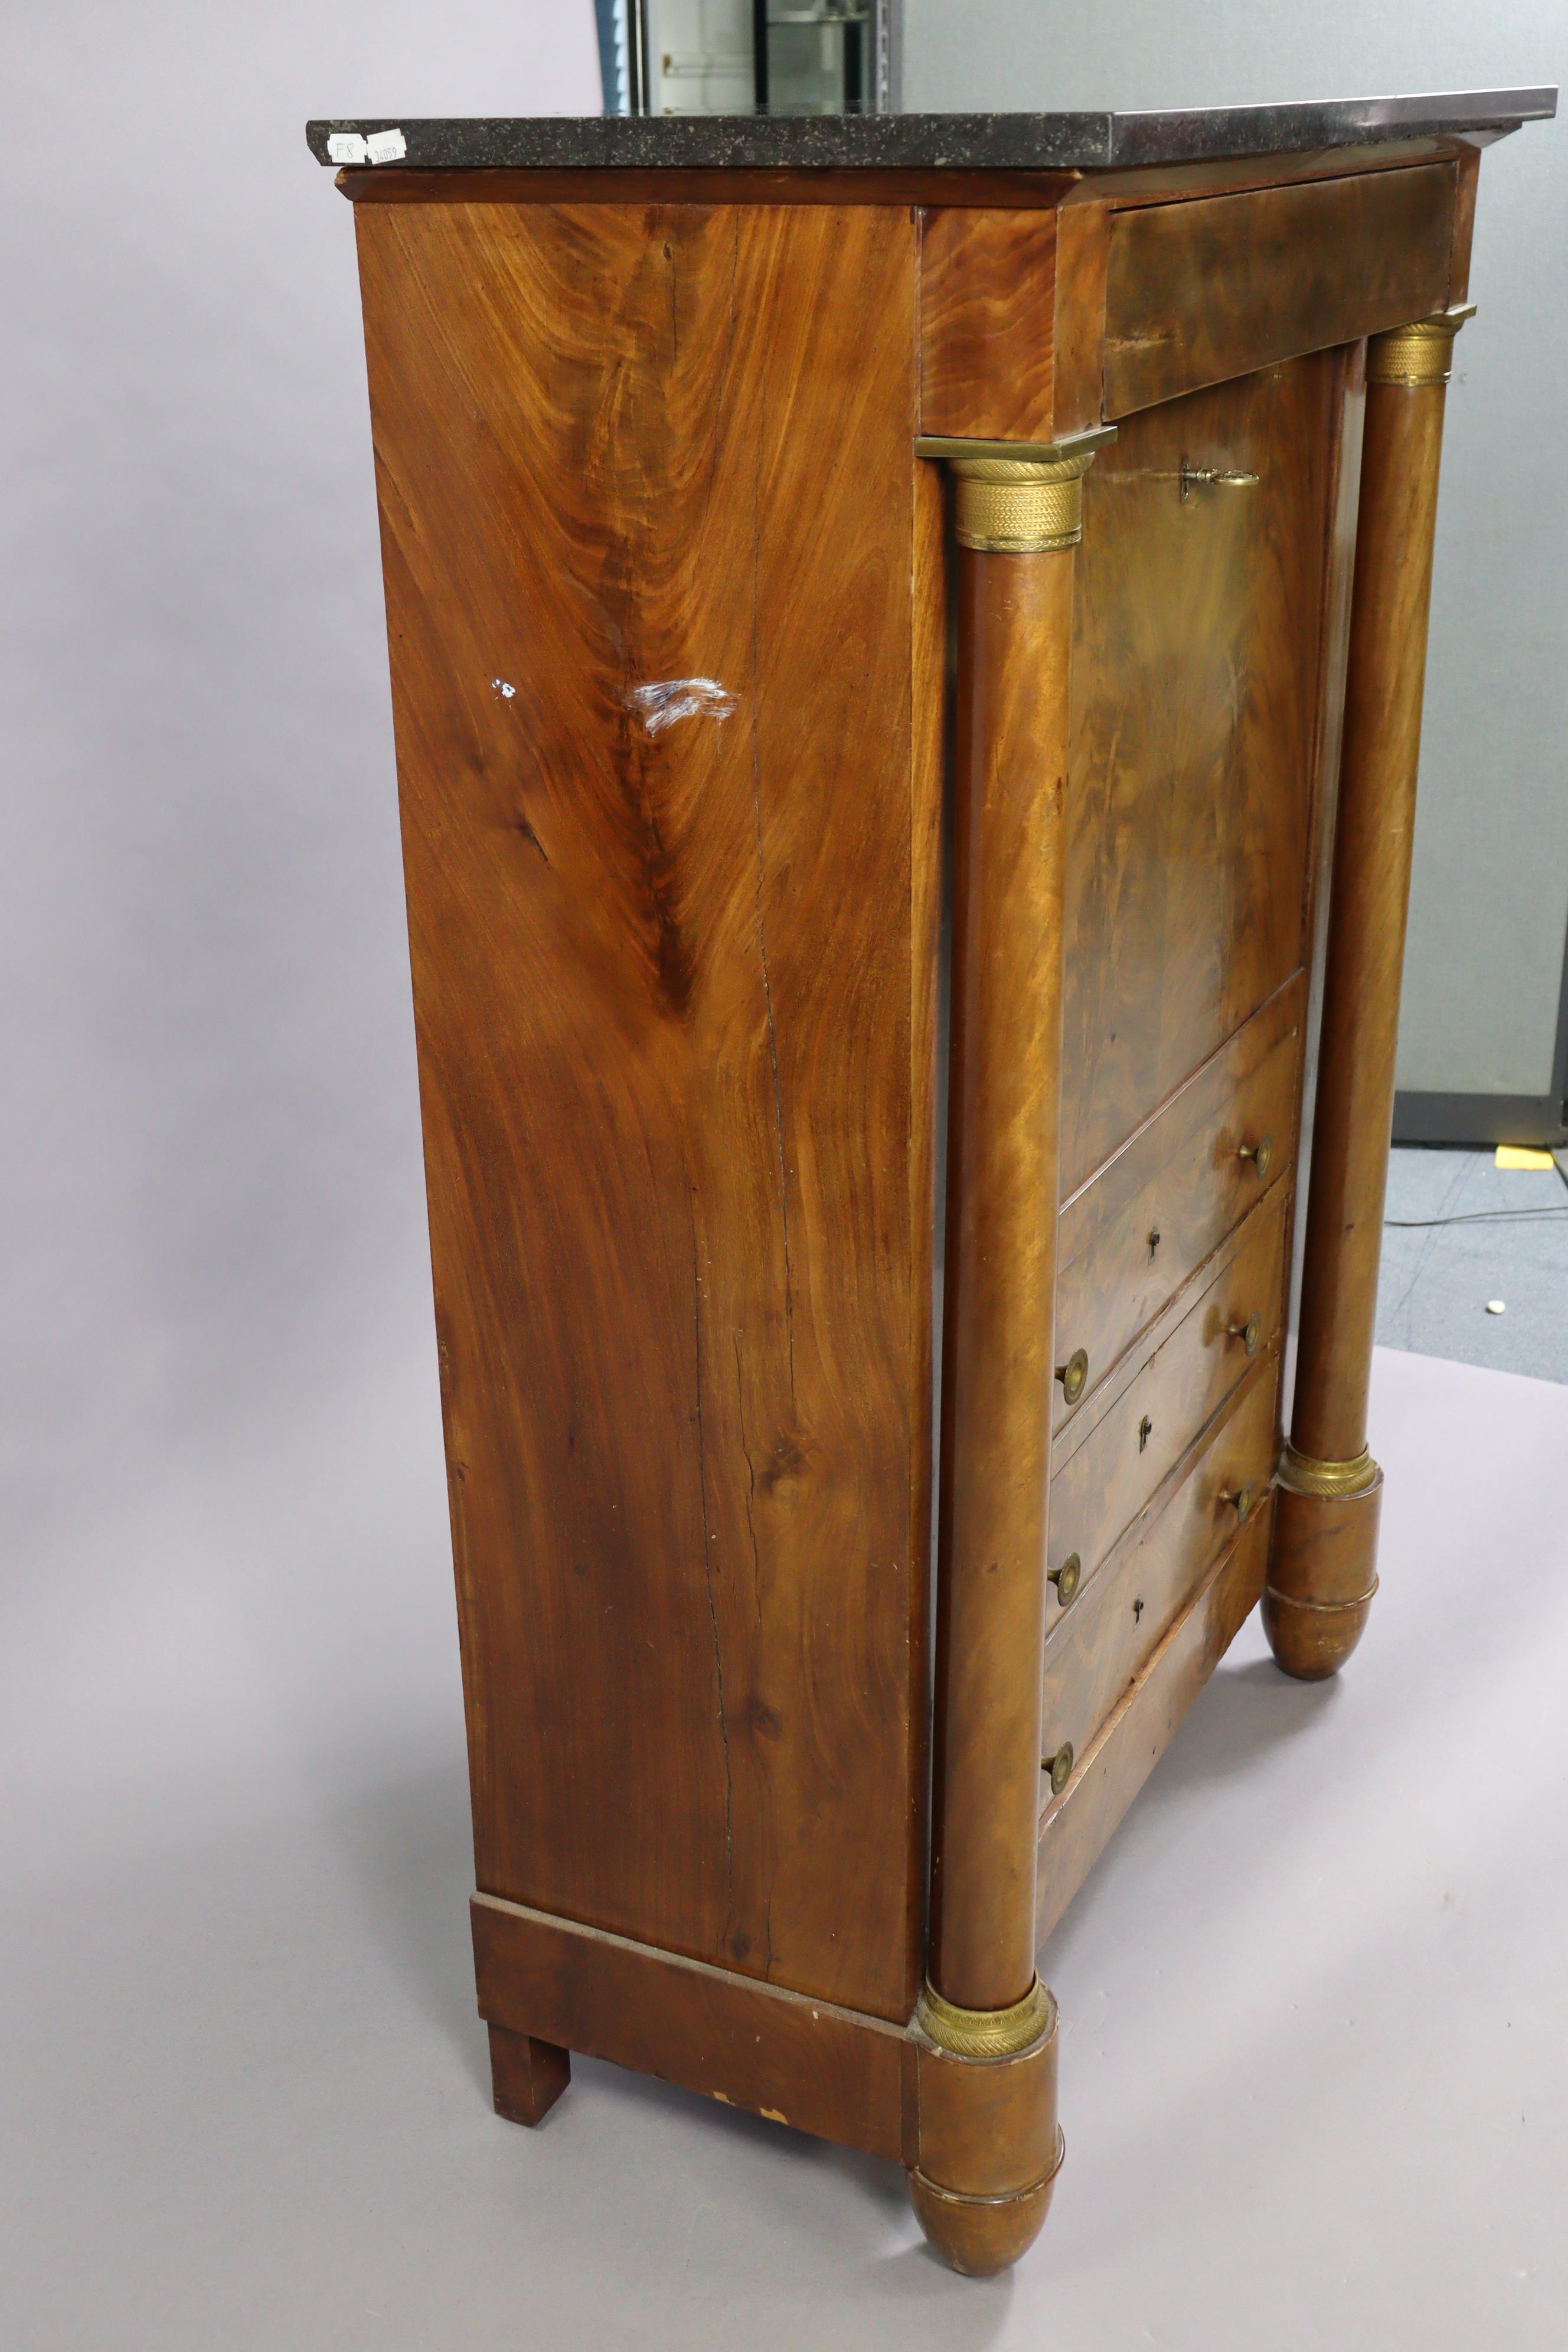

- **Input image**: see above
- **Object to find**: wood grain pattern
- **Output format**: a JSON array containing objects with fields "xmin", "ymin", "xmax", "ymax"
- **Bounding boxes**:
[
  {"xmin": 1047, "ymin": 1184, "xmax": 1288, "ymax": 1591},
  {"xmin": 919, "ymin": 209, "xmax": 1057, "ymax": 442},
  {"xmin": 1035, "ymin": 1497, "xmax": 1273, "ymax": 1945},
  {"xmin": 1271, "ymin": 348, "xmax": 1457, "ymax": 1683},
  {"xmin": 1102, "ymin": 164, "xmax": 1455, "ymax": 416},
  {"xmin": 1448, "ymin": 143, "xmax": 1482, "ymax": 303},
  {"xmin": 1060, "ymin": 356, "xmax": 1336, "ymax": 1192},
  {"xmin": 334, "ymin": 137, "xmax": 1469, "ymax": 220},
  {"xmin": 1056, "ymin": 135, "xmax": 1476, "ymax": 216},
  {"xmin": 1289, "ymin": 371, "xmax": 1452, "ymax": 1466},
  {"xmin": 472, "ymin": 1892, "xmax": 907, "ymax": 2158},
  {"xmin": 1047, "ymin": 200, "xmax": 1112, "ymax": 440},
  {"xmin": 1285, "ymin": 348, "xmax": 1364, "ymax": 1351},
  {"xmin": 1050, "ymin": 1165, "xmax": 1288, "ymax": 1485},
  {"xmin": 908, "ymin": 450, "xmax": 947, "ymax": 1757},
  {"xmin": 1041, "ymin": 1359, "xmax": 1280, "ymax": 1780},
  {"xmin": 355, "ymin": 197, "xmax": 932, "ymax": 2020},
  {"xmin": 1053, "ymin": 974, "xmax": 1304, "ymax": 1420},
  {"xmin": 928, "ymin": 539, "xmax": 1076, "ymax": 2017},
  {"xmin": 339, "ymin": 165, "xmax": 1083, "ymax": 211}
]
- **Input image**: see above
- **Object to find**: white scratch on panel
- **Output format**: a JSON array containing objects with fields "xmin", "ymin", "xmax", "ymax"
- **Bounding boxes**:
[{"xmin": 624, "ymin": 678, "xmax": 738, "ymax": 737}]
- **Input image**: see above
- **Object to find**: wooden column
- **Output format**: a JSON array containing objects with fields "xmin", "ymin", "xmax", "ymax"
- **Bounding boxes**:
[
  {"xmin": 909, "ymin": 431, "xmax": 1106, "ymax": 2274},
  {"xmin": 1268, "ymin": 307, "xmax": 1471, "ymax": 1680}
]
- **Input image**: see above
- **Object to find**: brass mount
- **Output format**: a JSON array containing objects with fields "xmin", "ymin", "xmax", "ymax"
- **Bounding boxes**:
[
  {"xmin": 1366, "ymin": 305, "xmax": 1476, "ymax": 387},
  {"xmin": 917, "ymin": 427, "xmax": 1116, "ymax": 553},
  {"xmin": 1277, "ymin": 1441, "xmax": 1380, "ymax": 1499},
  {"xmin": 915, "ymin": 1975, "xmax": 1057, "ymax": 2060}
]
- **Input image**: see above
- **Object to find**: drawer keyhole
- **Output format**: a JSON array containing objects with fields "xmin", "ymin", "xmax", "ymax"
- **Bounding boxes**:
[
  {"xmin": 1138, "ymin": 1415, "xmax": 1153, "ymax": 1452},
  {"xmin": 1147, "ymin": 1224, "xmax": 1162, "ymax": 1259}
]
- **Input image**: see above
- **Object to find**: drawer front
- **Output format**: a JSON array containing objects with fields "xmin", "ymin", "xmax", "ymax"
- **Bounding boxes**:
[
  {"xmin": 1048, "ymin": 1183, "xmax": 1288, "ymax": 1590},
  {"xmin": 1040, "ymin": 1361, "xmax": 1280, "ymax": 1787},
  {"xmin": 1053, "ymin": 976, "xmax": 1302, "ymax": 1429},
  {"xmin": 1035, "ymin": 1494, "xmax": 1273, "ymax": 1946},
  {"xmin": 1102, "ymin": 162, "xmax": 1455, "ymax": 417}
]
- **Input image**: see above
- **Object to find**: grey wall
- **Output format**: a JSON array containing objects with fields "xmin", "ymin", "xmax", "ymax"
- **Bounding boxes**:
[
  {"xmin": 907, "ymin": 4, "xmax": 1568, "ymax": 1107},
  {"xmin": 1, "ymin": 4, "xmax": 597, "ymax": 1876}
]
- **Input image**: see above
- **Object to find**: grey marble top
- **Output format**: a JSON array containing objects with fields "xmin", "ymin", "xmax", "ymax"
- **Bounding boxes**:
[{"xmin": 306, "ymin": 90, "xmax": 1554, "ymax": 175}]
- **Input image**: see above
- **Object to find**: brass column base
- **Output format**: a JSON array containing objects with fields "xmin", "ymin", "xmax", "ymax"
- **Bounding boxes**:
[
  {"xmin": 1265, "ymin": 1449, "xmax": 1383, "ymax": 1680},
  {"xmin": 906, "ymin": 1979, "xmax": 1062, "ymax": 2274}
]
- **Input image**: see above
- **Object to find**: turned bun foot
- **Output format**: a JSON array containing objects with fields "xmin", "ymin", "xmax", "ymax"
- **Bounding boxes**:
[
  {"xmin": 909, "ymin": 2132, "xmax": 1064, "ymax": 2274},
  {"xmin": 1265, "ymin": 1464, "xmax": 1382, "ymax": 1680},
  {"xmin": 1262, "ymin": 1584, "xmax": 1376, "ymax": 1680}
]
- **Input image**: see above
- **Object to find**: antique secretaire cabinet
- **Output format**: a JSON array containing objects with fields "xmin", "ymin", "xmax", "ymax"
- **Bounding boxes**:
[{"xmin": 313, "ymin": 90, "xmax": 1554, "ymax": 2271}]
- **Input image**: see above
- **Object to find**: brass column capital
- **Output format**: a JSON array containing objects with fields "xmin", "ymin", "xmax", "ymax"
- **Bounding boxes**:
[
  {"xmin": 1366, "ymin": 303, "xmax": 1476, "ymax": 387},
  {"xmin": 917, "ymin": 427, "xmax": 1116, "ymax": 554}
]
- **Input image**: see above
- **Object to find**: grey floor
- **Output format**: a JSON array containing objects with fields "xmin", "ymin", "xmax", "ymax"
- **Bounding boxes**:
[
  {"xmin": 4, "ymin": 1341, "xmax": 1567, "ymax": 2350},
  {"xmin": 1377, "ymin": 1145, "xmax": 1568, "ymax": 1383}
]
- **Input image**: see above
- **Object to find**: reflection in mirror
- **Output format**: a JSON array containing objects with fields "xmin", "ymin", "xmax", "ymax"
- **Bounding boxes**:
[{"xmin": 598, "ymin": 0, "xmax": 897, "ymax": 116}]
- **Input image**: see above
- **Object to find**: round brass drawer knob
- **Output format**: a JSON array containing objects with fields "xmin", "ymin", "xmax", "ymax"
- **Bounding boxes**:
[
  {"xmin": 1227, "ymin": 1310, "xmax": 1262, "ymax": 1357},
  {"xmin": 1043, "ymin": 1742, "xmax": 1074, "ymax": 1797},
  {"xmin": 1238, "ymin": 1134, "xmax": 1273, "ymax": 1180},
  {"xmin": 1056, "ymin": 1348, "xmax": 1089, "ymax": 1406},
  {"xmin": 1048, "ymin": 1553, "xmax": 1082, "ymax": 1606},
  {"xmin": 1221, "ymin": 1481, "xmax": 1255, "ymax": 1522}
]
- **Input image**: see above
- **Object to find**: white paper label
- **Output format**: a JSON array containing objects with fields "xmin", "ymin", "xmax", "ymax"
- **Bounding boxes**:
[
  {"xmin": 326, "ymin": 132, "xmax": 368, "ymax": 165},
  {"xmin": 364, "ymin": 128, "xmax": 407, "ymax": 165}
]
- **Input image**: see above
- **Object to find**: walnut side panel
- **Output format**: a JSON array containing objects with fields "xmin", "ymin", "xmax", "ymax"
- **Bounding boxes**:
[
  {"xmin": 355, "ymin": 198, "xmax": 927, "ymax": 2018},
  {"xmin": 1102, "ymin": 163, "xmax": 1455, "ymax": 416}
]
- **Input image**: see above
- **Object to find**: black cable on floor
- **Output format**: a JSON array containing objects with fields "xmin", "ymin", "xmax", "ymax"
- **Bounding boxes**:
[{"xmin": 1384, "ymin": 1208, "xmax": 1568, "ymax": 1230}]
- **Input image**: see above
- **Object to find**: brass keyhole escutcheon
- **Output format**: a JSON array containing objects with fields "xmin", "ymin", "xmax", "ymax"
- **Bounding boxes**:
[
  {"xmin": 1238, "ymin": 1134, "xmax": 1273, "ymax": 1180},
  {"xmin": 1221, "ymin": 1482, "xmax": 1255, "ymax": 1522},
  {"xmin": 1043, "ymin": 1742, "xmax": 1074, "ymax": 1797},
  {"xmin": 1180, "ymin": 458, "xmax": 1261, "ymax": 501},
  {"xmin": 1138, "ymin": 1415, "xmax": 1153, "ymax": 1452},
  {"xmin": 1056, "ymin": 1348, "xmax": 1089, "ymax": 1406},
  {"xmin": 1227, "ymin": 1311, "xmax": 1262, "ymax": 1358},
  {"xmin": 1048, "ymin": 1553, "xmax": 1082, "ymax": 1607}
]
